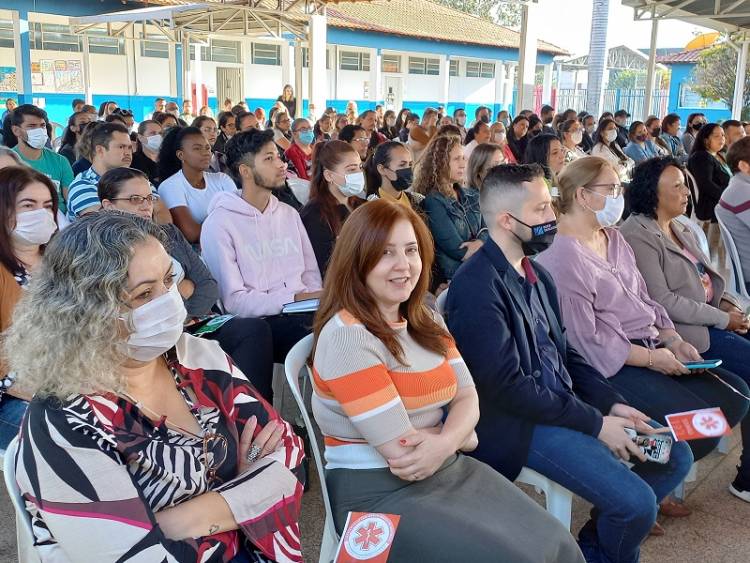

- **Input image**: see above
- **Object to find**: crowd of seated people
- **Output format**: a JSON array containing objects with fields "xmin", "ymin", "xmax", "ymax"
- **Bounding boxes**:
[{"xmin": 3, "ymin": 93, "xmax": 750, "ymax": 562}]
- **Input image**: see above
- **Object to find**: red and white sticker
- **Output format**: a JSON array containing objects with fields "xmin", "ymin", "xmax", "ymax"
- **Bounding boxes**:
[
  {"xmin": 335, "ymin": 512, "xmax": 400, "ymax": 562},
  {"xmin": 665, "ymin": 407, "xmax": 731, "ymax": 441}
]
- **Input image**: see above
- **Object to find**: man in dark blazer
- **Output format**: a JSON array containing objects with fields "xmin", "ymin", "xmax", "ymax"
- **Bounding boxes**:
[{"xmin": 446, "ymin": 163, "xmax": 694, "ymax": 563}]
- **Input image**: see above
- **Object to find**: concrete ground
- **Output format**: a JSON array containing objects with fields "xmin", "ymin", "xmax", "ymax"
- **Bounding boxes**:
[{"xmin": 0, "ymin": 429, "xmax": 746, "ymax": 562}]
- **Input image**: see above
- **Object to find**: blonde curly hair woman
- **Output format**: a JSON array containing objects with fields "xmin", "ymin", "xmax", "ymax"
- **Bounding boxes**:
[
  {"xmin": 413, "ymin": 135, "xmax": 487, "ymax": 281},
  {"xmin": 6, "ymin": 211, "xmax": 306, "ymax": 562}
]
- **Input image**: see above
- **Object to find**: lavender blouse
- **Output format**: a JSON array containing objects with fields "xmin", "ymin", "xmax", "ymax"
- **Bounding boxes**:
[{"xmin": 536, "ymin": 229, "xmax": 674, "ymax": 378}]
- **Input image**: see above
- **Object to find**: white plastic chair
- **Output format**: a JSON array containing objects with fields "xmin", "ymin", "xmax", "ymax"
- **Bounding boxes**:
[
  {"xmin": 435, "ymin": 288, "xmax": 448, "ymax": 316},
  {"xmin": 516, "ymin": 467, "xmax": 574, "ymax": 530},
  {"xmin": 4, "ymin": 437, "xmax": 41, "ymax": 562},
  {"xmin": 717, "ymin": 215, "xmax": 750, "ymax": 303},
  {"xmin": 284, "ymin": 335, "xmax": 338, "ymax": 563},
  {"xmin": 674, "ymin": 214, "xmax": 711, "ymax": 260}
]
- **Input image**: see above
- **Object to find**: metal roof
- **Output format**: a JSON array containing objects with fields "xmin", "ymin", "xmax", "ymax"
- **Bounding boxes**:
[{"xmin": 621, "ymin": 0, "xmax": 750, "ymax": 34}]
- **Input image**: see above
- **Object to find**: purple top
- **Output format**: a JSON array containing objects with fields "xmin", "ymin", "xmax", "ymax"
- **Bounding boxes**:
[{"xmin": 536, "ymin": 229, "xmax": 674, "ymax": 378}]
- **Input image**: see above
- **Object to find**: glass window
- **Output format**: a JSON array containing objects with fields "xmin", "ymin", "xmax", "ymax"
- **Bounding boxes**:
[
  {"xmin": 140, "ymin": 34, "xmax": 169, "ymax": 59},
  {"xmin": 30, "ymin": 23, "xmax": 81, "ymax": 52},
  {"xmin": 408, "ymin": 56, "xmax": 440, "ymax": 75},
  {"xmin": 87, "ymin": 29, "xmax": 125, "ymax": 55},
  {"xmin": 0, "ymin": 21, "xmax": 14, "ymax": 49},
  {"xmin": 465, "ymin": 61, "xmax": 480, "ymax": 77},
  {"xmin": 252, "ymin": 43, "xmax": 281, "ymax": 66},
  {"xmin": 382, "ymin": 54, "xmax": 400, "ymax": 73},
  {"xmin": 678, "ymin": 84, "xmax": 729, "ymax": 110},
  {"xmin": 449, "ymin": 59, "xmax": 459, "ymax": 77},
  {"xmin": 208, "ymin": 39, "xmax": 241, "ymax": 63},
  {"xmin": 302, "ymin": 47, "xmax": 330, "ymax": 69},
  {"xmin": 480, "ymin": 62, "xmax": 495, "ymax": 78},
  {"xmin": 340, "ymin": 50, "xmax": 370, "ymax": 71}
]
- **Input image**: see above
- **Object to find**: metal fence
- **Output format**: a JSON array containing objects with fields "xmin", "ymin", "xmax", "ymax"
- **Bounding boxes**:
[{"xmin": 551, "ymin": 88, "xmax": 670, "ymax": 121}]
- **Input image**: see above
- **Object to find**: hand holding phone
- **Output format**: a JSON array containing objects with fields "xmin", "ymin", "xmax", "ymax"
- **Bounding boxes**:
[
  {"xmin": 683, "ymin": 359, "xmax": 722, "ymax": 370},
  {"xmin": 624, "ymin": 428, "xmax": 672, "ymax": 464}
]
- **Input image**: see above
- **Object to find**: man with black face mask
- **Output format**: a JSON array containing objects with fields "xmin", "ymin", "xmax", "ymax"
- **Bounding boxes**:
[
  {"xmin": 474, "ymin": 105, "xmax": 491, "ymax": 126},
  {"xmin": 447, "ymin": 164, "xmax": 661, "ymax": 561}
]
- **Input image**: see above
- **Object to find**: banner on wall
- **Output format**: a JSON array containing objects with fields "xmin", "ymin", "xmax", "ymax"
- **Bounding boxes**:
[
  {"xmin": 33, "ymin": 60, "xmax": 83, "ymax": 93},
  {"xmin": 0, "ymin": 67, "xmax": 17, "ymax": 92}
]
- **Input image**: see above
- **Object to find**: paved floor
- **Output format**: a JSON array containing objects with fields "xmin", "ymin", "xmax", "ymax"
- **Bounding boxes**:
[{"xmin": 0, "ymin": 430, "xmax": 746, "ymax": 562}]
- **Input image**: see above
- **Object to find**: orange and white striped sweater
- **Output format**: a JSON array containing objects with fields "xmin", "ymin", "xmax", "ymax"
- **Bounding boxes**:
[{"xmin": 311, "ymin": 309, "xmax": 475, "ymax": 469}]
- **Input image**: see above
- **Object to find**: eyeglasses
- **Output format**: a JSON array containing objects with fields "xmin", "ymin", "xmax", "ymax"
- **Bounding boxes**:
[
  {"xmin": 585, "ymin": 183, "xmax": 623, "ymax": 199},
  {"xmin": 353, "ymin": 137, "xmax": 370, "ymax": 143},
  {"xmin": 200, "ymin": 127, "xmax": 218, "ymax": 134},
  {"xmin": 110, "ymin": 194, "xmax": 160, "ymax": 205},
  {"xmin": 201, "ymin": 432, "xmax": 228, "ymax": 485}
]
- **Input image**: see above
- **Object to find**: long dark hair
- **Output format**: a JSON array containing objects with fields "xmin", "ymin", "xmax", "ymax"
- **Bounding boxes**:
[
  {"xmin": 524, "ymin": 133, "xmax": 559, "ymax": 180},
  {"xmin": 60, "ymin": 112, "xmax": 83, "ymax": 148},
  {"xmin": 395, "ymin": 108, "xmax": 412, "ymax": 132},
  {"xmin": 365, "ymin": 141, "xmax": 403, "ymax": 196},
  {"xmin": 308, "ymin": 140, "xmax": 361, "ymax": 234},
  {"xmin": 157, "ymin": 126, "xmax": 202, "ymax": 180},
  {"xmin": 0, "ymin": 166, "xmax": 59, "ymax": 275},
  {"xmin": 691, "ymin": 122, "xmax": 722, "ymax": 155},
  {"xmin": 594, "ymin": 118, "xmax": 628, "ymax": 162}
]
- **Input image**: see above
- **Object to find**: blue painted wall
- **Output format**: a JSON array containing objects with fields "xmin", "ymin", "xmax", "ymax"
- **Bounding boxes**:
[{"xmin": 666, "ymin": 63, "xmax": 731, "ymax": 123}]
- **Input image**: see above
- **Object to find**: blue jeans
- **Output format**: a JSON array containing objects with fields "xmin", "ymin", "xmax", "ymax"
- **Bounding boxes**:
[
  {"xmin": 704, "ymin": 327, "xmax": 750, "ymax": 476},
  {"xmin": 0, "ymin": 395, "xmax": 28, "ymax": 449},
  {"xmin": 526, "ymin": 424, "xmax": 693, "ymax": 563}
]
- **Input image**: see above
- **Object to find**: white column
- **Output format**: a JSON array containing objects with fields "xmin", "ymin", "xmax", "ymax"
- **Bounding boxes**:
[
  {"xmin": 370, "ymin": 48, "xmax": 382, "ymax": 103},
  {"xmin": 542, "ymin": 63, "xmax": 553, "ymax": 105},
  {"xmin": 494, "ymin": 60, "xmax": 506, "ymax": 111},
  {"xmin": 643, "ymin": 18, "xmax": 659, "ymax": 118},
  {"xmin": 281, "ymin": 41, "xmax": 293, "ymax": 87},
  {"xmin": 439, "ymin": 54, "xmax": 450, "ymax": 108},
  {"xmin": 181, "ymin": 33, "xmax": 191, "ymax": 104},
  {"xmin": 82, "ymin": 34, "xmax": 93, "ymax": 105},
  {"xmin": 733, "ymin": 40, "xmax": 749, "ymax": 120},
  {"xmin": 504, "ymin": 63, "xmax": 517, "ymax": 110},
  {"xmin": 124, "ymin": 26, "xmax": 137, "ymax": 101},
  {"xmin": 194, "ymin": 41, "xmax": 204, "ymax": 109},
  {"xmin": 294, "ymin": 41, "xmax": 303, "ymax": 118},
  {"xmin": 168, "ymin": 42, "xmax": 177, "ymax": 98},
  {"xmin": 308, "ymin": 14, "xmax": 327, "ymax": 119},
  {"xmin": 516, "ymin": 2, "xmax": 539, "ymax": 112}
]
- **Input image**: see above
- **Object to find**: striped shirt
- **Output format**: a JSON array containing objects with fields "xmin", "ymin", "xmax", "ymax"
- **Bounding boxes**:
[
  {"xmin": 311, "ymin": 309, "xmax": 474, "ymax": 469},
  {"xmin": 66, "ymin": 166, "xmax": 101, "ymax": 221}
]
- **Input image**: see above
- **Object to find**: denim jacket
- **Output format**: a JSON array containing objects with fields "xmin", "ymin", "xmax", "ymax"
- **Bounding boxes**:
[{"xmin": 423, "ymin": 185, "xmax": 487, "ymax": 279}]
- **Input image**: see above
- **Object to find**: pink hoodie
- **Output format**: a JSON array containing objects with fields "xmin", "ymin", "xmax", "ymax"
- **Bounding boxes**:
[{"xmin": 201, "ymin": 191, "xmax": 322, "ymax": 317}]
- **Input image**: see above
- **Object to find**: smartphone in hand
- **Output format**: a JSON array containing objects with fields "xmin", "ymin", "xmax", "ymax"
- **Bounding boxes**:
[{"xmin": 683, "ymin": 359, "xmax": 722, "ymax": 370}]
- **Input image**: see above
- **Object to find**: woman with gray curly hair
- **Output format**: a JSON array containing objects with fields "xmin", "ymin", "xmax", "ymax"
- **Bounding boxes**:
[{"xmin": 7, "ymin": 211, "xmax": 306, "ymax": 562}]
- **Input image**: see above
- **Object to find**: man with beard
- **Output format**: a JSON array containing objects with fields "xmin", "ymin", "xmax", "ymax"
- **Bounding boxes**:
[{"xmin": 201, "ymin": 128, "xmax": 322, "ymax": 362}]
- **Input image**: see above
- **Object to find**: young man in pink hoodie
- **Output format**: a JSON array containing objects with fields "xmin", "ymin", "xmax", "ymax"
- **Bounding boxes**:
[{"xmin": 201, "ymin": 129, "xmax": 322, "ymax": 362}]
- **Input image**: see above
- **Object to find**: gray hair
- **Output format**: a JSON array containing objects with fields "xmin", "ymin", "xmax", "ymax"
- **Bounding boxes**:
[
  {"xmin": 480, "ymin": 163, "xmax": 546, "ymax": 224},
  {"xmin": 291, "ymin": 117, "xmax": 311, "ymax": 132},
  {"xmin": 4, "ymin": 210, "xmax": 167, "ymax": 399},
  {"xmin": 0, "ymin": 147, "xmax": 23, "ymax": 166}
]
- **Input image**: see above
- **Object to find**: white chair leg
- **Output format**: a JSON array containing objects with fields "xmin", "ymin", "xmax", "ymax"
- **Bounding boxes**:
[
  {"xmin": 545, "ymin": 482, "xmax": 573, "ymax": 531},
  {"xmin": 718, "ymin": 435, "xmax": 730, "ymax": 455},
  {"xmin": 685, "ymin": 462, "xmax": 697, "ymax": 483},
  {"xmin": 318, "ymin": 525, "xmax": 338, "ymax": 563}
]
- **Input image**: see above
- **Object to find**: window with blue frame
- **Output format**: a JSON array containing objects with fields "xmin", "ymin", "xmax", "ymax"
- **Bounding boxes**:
[
  {"xmin": 252, "ymin": 43, "xmax": 281, "ymax": 66},
  {"xmin": 408, "ymin": 56, "xmax": 440, "ymax": 75},
  {"xmin": 30, "ymin": 23, "xmax": 81, "ymax": 52},
  {"xmin": 340, "ymin": 51, "xmax": 370, "ymax": 71},
  {"xmin": 678, "ymin": 83, "xmax": 729, "ymax": 110},
  {"xmin": 140, "ymin": 34, "xmax": 169, "ymax": 59}
]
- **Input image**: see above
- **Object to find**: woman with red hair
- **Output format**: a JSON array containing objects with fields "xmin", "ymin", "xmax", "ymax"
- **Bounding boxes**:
[{"xmin": 309, "ymin": 199, "xmax": 584, "ymax": 563}]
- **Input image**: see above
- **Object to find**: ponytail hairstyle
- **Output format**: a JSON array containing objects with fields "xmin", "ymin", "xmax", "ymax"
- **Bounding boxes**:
[
  {"xmin": 365, "ymin": 141, "xmax": 405, "ymax": 196},
  {"xmin": 309, "ymin": 140, "xmax": 362, "ymax": 234}
]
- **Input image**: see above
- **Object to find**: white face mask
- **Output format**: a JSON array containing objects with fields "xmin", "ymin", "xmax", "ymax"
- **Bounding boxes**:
[
  {"xmin": 334, "ymin": 171, "xmax": 367, "ymax": 198},
  {"xmin": 604, "ymin": 129, "xmax": 618, "ymax": 143},
  {"xmin": 571, "ymin": 131, "xmax": 584, "ymax": 145},
  {"xmin": 586, "ymin": 125, "xmax": 595, "ymax": 135},
  {"xmin": 456, "ymin": 116, "xmax": 467, "ymax": 127},
  {"xmin": 119, "ymin": 283, "xmax": 187, "ymax": 362},
  {"xmin": 145, "ymin": 134, "xmax": 162, "ymax": 151},
  {"xmin": 586, "ymin": 191, "xmax": 625, "ymax": 227},
  {"xmin": 494, "ymin": 132, "xmax": 506, "ymax": 144},
  {"xmin": 12, "ymin": 208, "xmax": 57, "ymax": 246},
  {"xmin": 25, "ymin": 128, "xmax": 49, "ymax": 150}
]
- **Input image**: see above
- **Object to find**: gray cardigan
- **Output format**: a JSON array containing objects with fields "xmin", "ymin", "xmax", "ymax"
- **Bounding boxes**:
[
  {"xmin": 620, "ymin": 214, "xmax": 737, "ymax": 353},
  {"xmin": 162, "ymin": 223, "xmax": 219, "ymax": 317}
]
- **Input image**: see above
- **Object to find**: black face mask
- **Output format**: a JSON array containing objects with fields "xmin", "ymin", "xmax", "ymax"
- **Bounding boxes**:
[
  {"xmin": 390, "ymin": 167, "xmax": 413, "ymax": 191},
  {"xmin": 693, "ymin": 122, "xmax": 704, "ymax": 131},
  {"xmin": 651, "ymin": 127, "xmax": 662, "ymax": 137},
  {"xmin": 480, "ymin": 115, "xmax": 490, "ymax": 124},
  {"xmin": 510, "ymin": 215, "xmax": 557, "ymax": 256}
]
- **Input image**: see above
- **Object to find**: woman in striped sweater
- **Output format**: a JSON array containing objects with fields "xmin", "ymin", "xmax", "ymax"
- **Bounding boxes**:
[{"xmin": 310, "ymin": 199, "xmax": 584, "ymax": 563}]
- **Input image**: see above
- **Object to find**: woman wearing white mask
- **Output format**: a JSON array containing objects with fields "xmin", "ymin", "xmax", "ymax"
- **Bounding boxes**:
[
  {"xmin": 6, "ymin": 211, "xmax": 306, "ymax": 562},
  {"xmin": 560, "ymin": 119, "xmax": 587, "ymax": 164},
  {"xmin": 591, "ymin": 118, "xmax": 634, "ymax": 182},
  {"xmin": 414, "ymin": 135, "xmax": 487, "ymax": 281},
  {"xmin": 131, "ymin": 119, "xmax": 163, "ymax": 186},
  {"xmin": 301, "ymin": 140, "xmax": 366, "ymax": 276},
  {"xmin": 0, "ymin": 166, "xmax": 58, "ymax": 448},
  {"xmin": 536, "ymin": 157, "xmax": 748, "ymax": 500}
]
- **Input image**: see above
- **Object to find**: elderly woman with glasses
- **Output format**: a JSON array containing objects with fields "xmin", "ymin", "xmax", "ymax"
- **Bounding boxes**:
[
  {"xmin": 8, "ymin": 211, "xmax": 305, "ymax": 562},
  {"xmin": 621, "ymin": 156, "xmax": 750, "ymax": 501}
]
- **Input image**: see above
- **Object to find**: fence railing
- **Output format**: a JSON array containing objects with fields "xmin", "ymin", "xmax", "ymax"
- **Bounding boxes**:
[{"xmin": 550, "ymin": 88, "xmax": 670, "ymax": 120}]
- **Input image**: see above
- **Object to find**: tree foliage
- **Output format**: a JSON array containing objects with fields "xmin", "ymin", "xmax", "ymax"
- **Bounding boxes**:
[
  {"xmin": 692, "ymin": 43, "xmax": 750, "ymax": 112},
  {"xmin": 432, "ymin": 0, "xmax": 523, "ymax": 27}
]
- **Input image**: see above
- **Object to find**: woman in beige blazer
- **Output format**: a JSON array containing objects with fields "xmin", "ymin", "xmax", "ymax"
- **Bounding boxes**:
[{"xmin": 621, "ymin": 156, "xmax": 750, "ymax": 502}]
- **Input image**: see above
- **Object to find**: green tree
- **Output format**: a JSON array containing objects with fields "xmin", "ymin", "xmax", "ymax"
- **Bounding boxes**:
[
  {"xmin": 432, "ymin": 0, "xmax": 523, "ymax": 27},
  {"xmin": 691, "ymin": 42, "xmax": 750, "ymax": 115}
]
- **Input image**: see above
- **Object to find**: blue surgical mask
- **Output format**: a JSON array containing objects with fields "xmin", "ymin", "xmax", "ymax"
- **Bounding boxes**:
[{"xmin": 299, "ymin": 130, "xmax": 315, "ymax": 145}]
